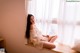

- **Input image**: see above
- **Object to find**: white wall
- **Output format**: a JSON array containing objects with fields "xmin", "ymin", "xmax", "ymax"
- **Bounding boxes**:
[
  {"xmin": 0, "ymin": 0, "xmax": 55, "ymax": 53},
  {"xmin": 1, "ymin": 0, "xmax": 28, "ymax": 53}
]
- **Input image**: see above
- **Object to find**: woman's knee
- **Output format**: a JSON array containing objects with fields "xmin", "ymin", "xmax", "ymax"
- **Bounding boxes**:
[{"xmin": 43, "ymin": 42, "xmax": 56, "ymax": 49}]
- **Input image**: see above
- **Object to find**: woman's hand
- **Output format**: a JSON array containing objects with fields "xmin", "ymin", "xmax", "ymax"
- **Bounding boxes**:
[
  {"xmin": 32, "ymin": 39, "xmax": 37, "ymax": 42},
  {"xmin": 42, "ymin": 35, "xmax": 49, "ymax": 38}
]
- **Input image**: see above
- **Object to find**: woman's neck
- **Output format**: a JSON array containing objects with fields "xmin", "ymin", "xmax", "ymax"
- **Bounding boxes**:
[{"xmin": 30, "ymin": 24, "xmax": 35, "ymax": 30}]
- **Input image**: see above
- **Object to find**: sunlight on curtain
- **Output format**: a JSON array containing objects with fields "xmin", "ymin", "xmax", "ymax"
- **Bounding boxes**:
[{"xmin": 59, "ymin": 1, "xmax": 80, "ymax": 47}]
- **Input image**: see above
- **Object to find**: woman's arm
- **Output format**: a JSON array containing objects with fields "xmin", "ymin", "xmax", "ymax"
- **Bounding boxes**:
[
  {"xmin": 42, "ymin": 35, "xmax": 57, "ymax": 42},
  {"xmin": 48, "ymin": 35, "xmax": 57, "ymax": 43}
]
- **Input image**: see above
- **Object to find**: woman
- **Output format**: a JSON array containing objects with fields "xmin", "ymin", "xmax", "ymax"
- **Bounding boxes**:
[{"xmin": 26, "ymin": 14, "xmax": 57, "ymax": 49}]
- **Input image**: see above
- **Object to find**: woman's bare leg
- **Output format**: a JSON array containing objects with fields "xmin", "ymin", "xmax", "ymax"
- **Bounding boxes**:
[{"xmin": 42, "ymin": 42, "xmax": 56, "ymax": 49}]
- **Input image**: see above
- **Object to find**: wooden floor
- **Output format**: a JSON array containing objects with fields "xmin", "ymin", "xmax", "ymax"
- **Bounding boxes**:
[{"xmin": 52, "ymin": 43, "xmax": 79, "ymax": 53}]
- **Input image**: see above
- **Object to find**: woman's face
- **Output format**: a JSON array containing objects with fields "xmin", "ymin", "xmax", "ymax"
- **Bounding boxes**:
[{"xmin": 30, "ymin": 16, "xmax": 35, "ymax": 24}]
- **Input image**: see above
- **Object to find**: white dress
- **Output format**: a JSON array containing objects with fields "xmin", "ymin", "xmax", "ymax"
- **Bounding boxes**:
[{"xmin": 29, "ymin": 25, "xmax": 48, "ymax": 49}]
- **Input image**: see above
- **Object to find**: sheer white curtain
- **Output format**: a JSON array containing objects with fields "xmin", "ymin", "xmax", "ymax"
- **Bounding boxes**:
[
  {"xmin": 59, "ymin": 0, "xmax": 80, "ymax": 47},
  {"xmin": 27, "ymin": 0, "xmax": 80, "ymax": 47}
]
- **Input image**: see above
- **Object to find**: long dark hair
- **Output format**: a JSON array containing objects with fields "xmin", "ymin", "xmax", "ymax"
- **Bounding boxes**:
[{"xmin": 26, "ymin": 14, "xmax": 33, "ymax": 39}]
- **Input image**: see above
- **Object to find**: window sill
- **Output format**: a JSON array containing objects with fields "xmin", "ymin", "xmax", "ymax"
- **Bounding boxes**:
[
  {"xmin": 25, "ymin": 43, "xmax": 61, "ymax": 53},
  {"xmin": 25, "ymin": 43, "xmax": 77, "ymax": 53}
]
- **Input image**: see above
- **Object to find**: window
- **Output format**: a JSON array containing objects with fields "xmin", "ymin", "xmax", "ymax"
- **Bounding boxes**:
[
  {"xmin": 27, "ymin": 0, "xmax": 80, "ymax": 47},
  {"xmin": 58, "ymin": 0, "xmax": 80, "ymax": 47}
]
